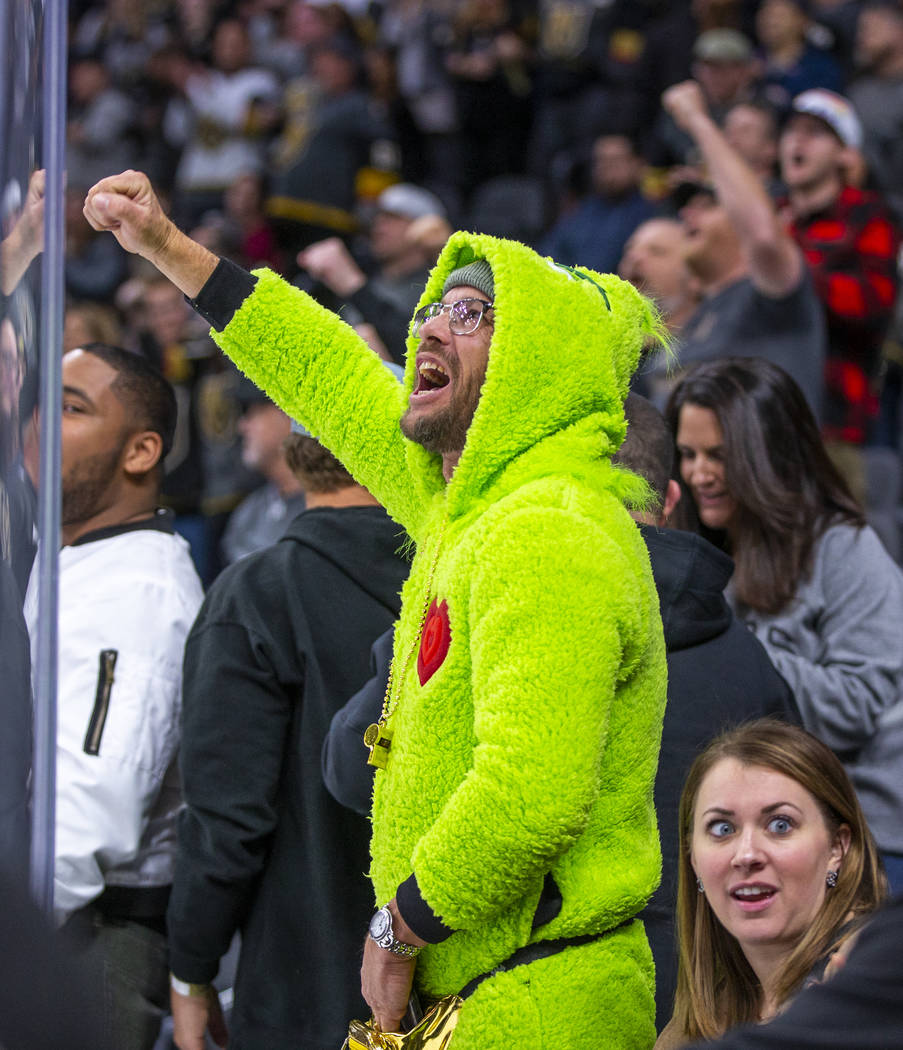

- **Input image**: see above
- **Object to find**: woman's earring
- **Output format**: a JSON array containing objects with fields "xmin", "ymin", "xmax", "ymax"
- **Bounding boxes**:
[
  {"xmin": 696, "ymin": 877, "xmax": 705, "ymax": 893},
  {"xmin": 826, "ymin": 870, "xmax": 839, "ymax": 888}
]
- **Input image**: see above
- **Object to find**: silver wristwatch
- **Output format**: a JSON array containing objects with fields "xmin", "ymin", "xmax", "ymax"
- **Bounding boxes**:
[{"xmin": 368, "ymin": 905, "xmax": 423, "ymax": 958}]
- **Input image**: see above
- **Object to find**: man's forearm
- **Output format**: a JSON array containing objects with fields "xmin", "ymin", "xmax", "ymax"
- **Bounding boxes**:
[
  {"xmin": 662, "ymin": 80, "xmax": 801, "ymax": 295},
  {"xmin": 144, "ymin": 224, "xmax": 219, "ymax": 299},
  {"xmin": 688, "ymin": 112, "xmax": 784, "ymax": 250},
  {"xmin": 0, "ymin": 225, "xmax": 40, "ymax": 295}
]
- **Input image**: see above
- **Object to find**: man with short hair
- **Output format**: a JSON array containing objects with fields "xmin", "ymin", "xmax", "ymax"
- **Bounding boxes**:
[
  {"xmin": 541, "ymin": 133, "xmax": 658, "ymax": 274},
  {"xmin": 648, "ymin": 29, "xmax": 761, "ymax": 168},
  {"xmin": 23, "ymin": 343, "xmax": 204, "ymax": 1050},
  {"xmin": 619, "ymin": 217, "xmax": 700, "ymax": 337},
  {"xmin": 661, "ymin": 79, "xmax": 826, "ymax": 416},
  {"xmin": 168, "ymin": 422, "xmax": 409, "ymax": 1050},
  {"xmin": 778, "ymin": 87, "xmax": 900, "ymax": 497},
  {"xmin": 618, "ymin": 216, "xmax": 701, "ymax": 407},
  {"xmin": 85, "ymin": 170, "xmax": 670, "ymax": 1049},
  {"xmin": 613, "ymin": 393, "xmax": 799, "ymax": 1031}
]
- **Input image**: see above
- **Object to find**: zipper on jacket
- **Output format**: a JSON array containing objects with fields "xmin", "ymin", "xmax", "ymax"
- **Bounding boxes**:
[{"xmin": 83, "ymin": 649, "xmax": 118, "ymax": 755}]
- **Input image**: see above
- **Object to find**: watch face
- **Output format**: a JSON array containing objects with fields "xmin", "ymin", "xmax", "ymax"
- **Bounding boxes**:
[{"xmin": 369, "ymin": 907, "xmax": 392, "ymax": 941}]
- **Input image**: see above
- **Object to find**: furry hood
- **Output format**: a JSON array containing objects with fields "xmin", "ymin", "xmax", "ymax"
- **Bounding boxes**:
[{"xmin": 400, "ymin": 231, "xmax": 666, "ymax": 517}]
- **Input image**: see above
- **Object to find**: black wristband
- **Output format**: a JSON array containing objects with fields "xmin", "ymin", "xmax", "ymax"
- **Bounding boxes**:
[
  {"xmin": 188, "ymin": 257, "xmax": 258, "ymax": 332},
  {"xmin": 396, "ymin": 873, "xmax": 454, "ymax": 944}
]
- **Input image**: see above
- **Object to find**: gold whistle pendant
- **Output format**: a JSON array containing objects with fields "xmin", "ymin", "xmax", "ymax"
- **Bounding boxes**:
[{"xmin": 364, "ymin": 722, "xmax": 394, "ymax": 768}]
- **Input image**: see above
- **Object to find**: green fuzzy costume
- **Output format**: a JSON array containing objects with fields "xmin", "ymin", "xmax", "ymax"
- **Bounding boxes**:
[{"xmin": 208, "ymin": 231, "xmax": 668, "ymax": 1049}]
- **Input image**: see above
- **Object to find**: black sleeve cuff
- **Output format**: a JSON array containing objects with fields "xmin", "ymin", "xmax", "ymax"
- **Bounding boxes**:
[
  {"xmin": 188, "ymin": 257, "xmax": 258, "ymax": 332},
  {"xmin": 396, "ymin": 873, "xmax": 454, "ymax": 943},
  {"xmin": 166, "ymin": 946, "xmax": 219, "ymax": 986}
]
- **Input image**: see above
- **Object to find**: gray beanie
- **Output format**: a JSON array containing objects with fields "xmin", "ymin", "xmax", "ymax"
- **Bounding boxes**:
[{"xmin": 442, "ymin": 258, "xmax": 494, "ymax": 300}]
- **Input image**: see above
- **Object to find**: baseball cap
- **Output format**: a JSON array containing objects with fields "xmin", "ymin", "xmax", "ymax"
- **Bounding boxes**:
[
  {"xmin": 693, "ymin": 29, "xmax": 753, "ymax": 64},
  {"xmin": 789, "ymin": 89, "xmax": 863, "ymax": 149},
  {"xmin": 376, "ymin": 183, "xmax": 447, "ymax": 222}
]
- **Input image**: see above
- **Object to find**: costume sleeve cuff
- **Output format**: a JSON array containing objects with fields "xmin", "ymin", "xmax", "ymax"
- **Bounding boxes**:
[
  {"xmin": 188, "ymin": 257, "xmax": 258, "ymax": 332},
  {"xmin": 396, "ymin": 873, "xmax": 454, "ymax": 943}
]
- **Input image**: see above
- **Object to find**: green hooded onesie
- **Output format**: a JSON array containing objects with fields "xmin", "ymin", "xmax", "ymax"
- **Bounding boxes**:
[{"xmin": 205, "ymin": 231, "xmax": 668, "ymax": 1049}]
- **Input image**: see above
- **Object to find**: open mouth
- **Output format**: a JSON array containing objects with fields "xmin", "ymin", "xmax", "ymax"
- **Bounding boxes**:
[
  {"xmin": 731, "ymin": 885, "xmax": 776, "ymax": 906},
  {"xmin": 413, "ymin": 360, "xmax": 451, "ymax": 397}
]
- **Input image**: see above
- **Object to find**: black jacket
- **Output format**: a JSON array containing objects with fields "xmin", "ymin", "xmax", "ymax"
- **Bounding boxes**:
[
  {"xmin": 638, "ymin": 525, "xmax": 799, "ymax": 1031},
  {"xmin": 321, "ymin": 626, "xmax": 393, "ymax": 816},
  {"xmin": 167, "ymin": 506, "xmax": 409, "ymax": 1050}
]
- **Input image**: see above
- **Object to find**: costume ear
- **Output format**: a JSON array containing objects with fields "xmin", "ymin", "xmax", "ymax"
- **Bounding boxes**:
[{"xmin": 122, "ymin": 430, "xmax": 163, "ymax": 477}]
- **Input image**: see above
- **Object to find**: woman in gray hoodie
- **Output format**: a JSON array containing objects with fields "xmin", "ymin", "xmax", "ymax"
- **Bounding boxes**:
[{"xmin": 666, "ymin": 356, "xmax": 903, "ymax": 893}]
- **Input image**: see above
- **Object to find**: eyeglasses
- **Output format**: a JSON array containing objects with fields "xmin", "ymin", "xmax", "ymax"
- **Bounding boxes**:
[{"xmin": 412, "ymin": 298, "xmax": 493, "ymax": 337}]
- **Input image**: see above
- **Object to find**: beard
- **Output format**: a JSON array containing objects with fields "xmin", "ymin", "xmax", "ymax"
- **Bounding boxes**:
[
  {"xmin": 399, "ymin": 356, "xmax": 486, "ymax": 456},
  {"xmin": 61, "ymin": 446, "xmax": 122, "ymax": 528}
]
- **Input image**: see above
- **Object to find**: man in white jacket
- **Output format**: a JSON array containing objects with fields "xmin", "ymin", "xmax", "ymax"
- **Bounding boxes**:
[{"xmin": 24, "ymin": 342, "xmax": 203, "ymax": 1050}]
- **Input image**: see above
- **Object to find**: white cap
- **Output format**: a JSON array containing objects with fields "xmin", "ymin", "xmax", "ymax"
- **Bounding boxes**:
[
  {"xmin": 376, "ymin": 183, "xmax": 446, "ymax": 221},
  {"xmin": 791, "ymin": 89, "xmax": 863, "ymax": 149}
]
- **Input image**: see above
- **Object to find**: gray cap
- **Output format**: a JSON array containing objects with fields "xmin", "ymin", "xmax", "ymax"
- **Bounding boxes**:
[
  {"xmin": 377, "ymin": 183, "xmax": 447, "ymax": 221},
  {"xmin": 693, "ymin": 29, "xmax": 753, "ymax": 63},
  {"xmin": 442, "ymin": 258, "xmax": 494, "ymax": 300}
]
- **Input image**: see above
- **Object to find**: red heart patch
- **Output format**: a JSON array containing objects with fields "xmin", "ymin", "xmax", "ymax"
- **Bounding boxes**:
[{"xmin": 417, "ymin": 599, "xmax": 451, "ymax": 686}]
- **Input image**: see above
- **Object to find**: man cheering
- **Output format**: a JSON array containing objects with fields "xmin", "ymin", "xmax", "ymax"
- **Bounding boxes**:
[{"xmin": 84, "ymin": 170, "xmax": 668, "ymax": 1050}]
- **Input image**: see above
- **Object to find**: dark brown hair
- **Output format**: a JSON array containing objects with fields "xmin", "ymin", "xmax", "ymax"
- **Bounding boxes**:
[
  {"xmin": 283, "ymin": 432, "xmax": 355, "ymax": 494},
  {"xmin": 665, "ymin": 357, "xmax": 864, "ymax": 613},
  {"xmin": 614, "ymin": 391, "xmax": 674, "ymax": 505}
]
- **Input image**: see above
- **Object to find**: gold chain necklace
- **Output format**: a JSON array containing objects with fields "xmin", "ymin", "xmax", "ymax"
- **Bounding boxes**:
[{"xmin": 364, "ymin": 513, "xmax": 448, "ymax": 768}]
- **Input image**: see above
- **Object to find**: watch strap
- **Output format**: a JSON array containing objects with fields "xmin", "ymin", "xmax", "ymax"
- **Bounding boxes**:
[
  {"xmin": 386, "ymin": 937, "xmax": 422, "ymax": 958},
  {"xmin": 369, "ymin": 905, "xmax": 423, "ymax": 958}
]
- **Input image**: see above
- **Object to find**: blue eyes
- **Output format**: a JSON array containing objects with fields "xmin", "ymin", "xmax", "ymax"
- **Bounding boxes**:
[{"xmin": 705, "ymin": 815, "xmax": 795, "ymax": 838}]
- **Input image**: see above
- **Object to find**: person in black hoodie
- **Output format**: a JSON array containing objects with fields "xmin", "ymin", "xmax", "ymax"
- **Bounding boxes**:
[
  {"xmin": 166, "ymin": 423, "xmax": 410, "ymax": 1050},
  {"xmin": 613, "ymin": 393, "xmax": 801, "ymax": 1033}
]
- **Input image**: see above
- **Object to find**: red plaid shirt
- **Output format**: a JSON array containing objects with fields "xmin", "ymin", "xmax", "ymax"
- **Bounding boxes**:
[{"xmin": 787, "ymin": 186, "xmax": 900, "ymax": 443}]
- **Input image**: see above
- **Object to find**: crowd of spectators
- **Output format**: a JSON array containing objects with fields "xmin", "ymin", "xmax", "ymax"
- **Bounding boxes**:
[
  {"xmin": 56, "ymin": 0, "xmax": 903, "ymax": 575},
  {"xmin": 2, "ymin": 2, "xmax": 903, "ymax": 1047}
]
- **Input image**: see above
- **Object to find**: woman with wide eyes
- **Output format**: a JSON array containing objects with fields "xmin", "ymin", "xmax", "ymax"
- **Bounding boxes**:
[
  {"xmin": 664, "ymin": 357, "xmax": 903, "ymax": 893},
  {"xmin": 654, "ymin": 720, "xmax": 885, "ymax": 1049}
]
